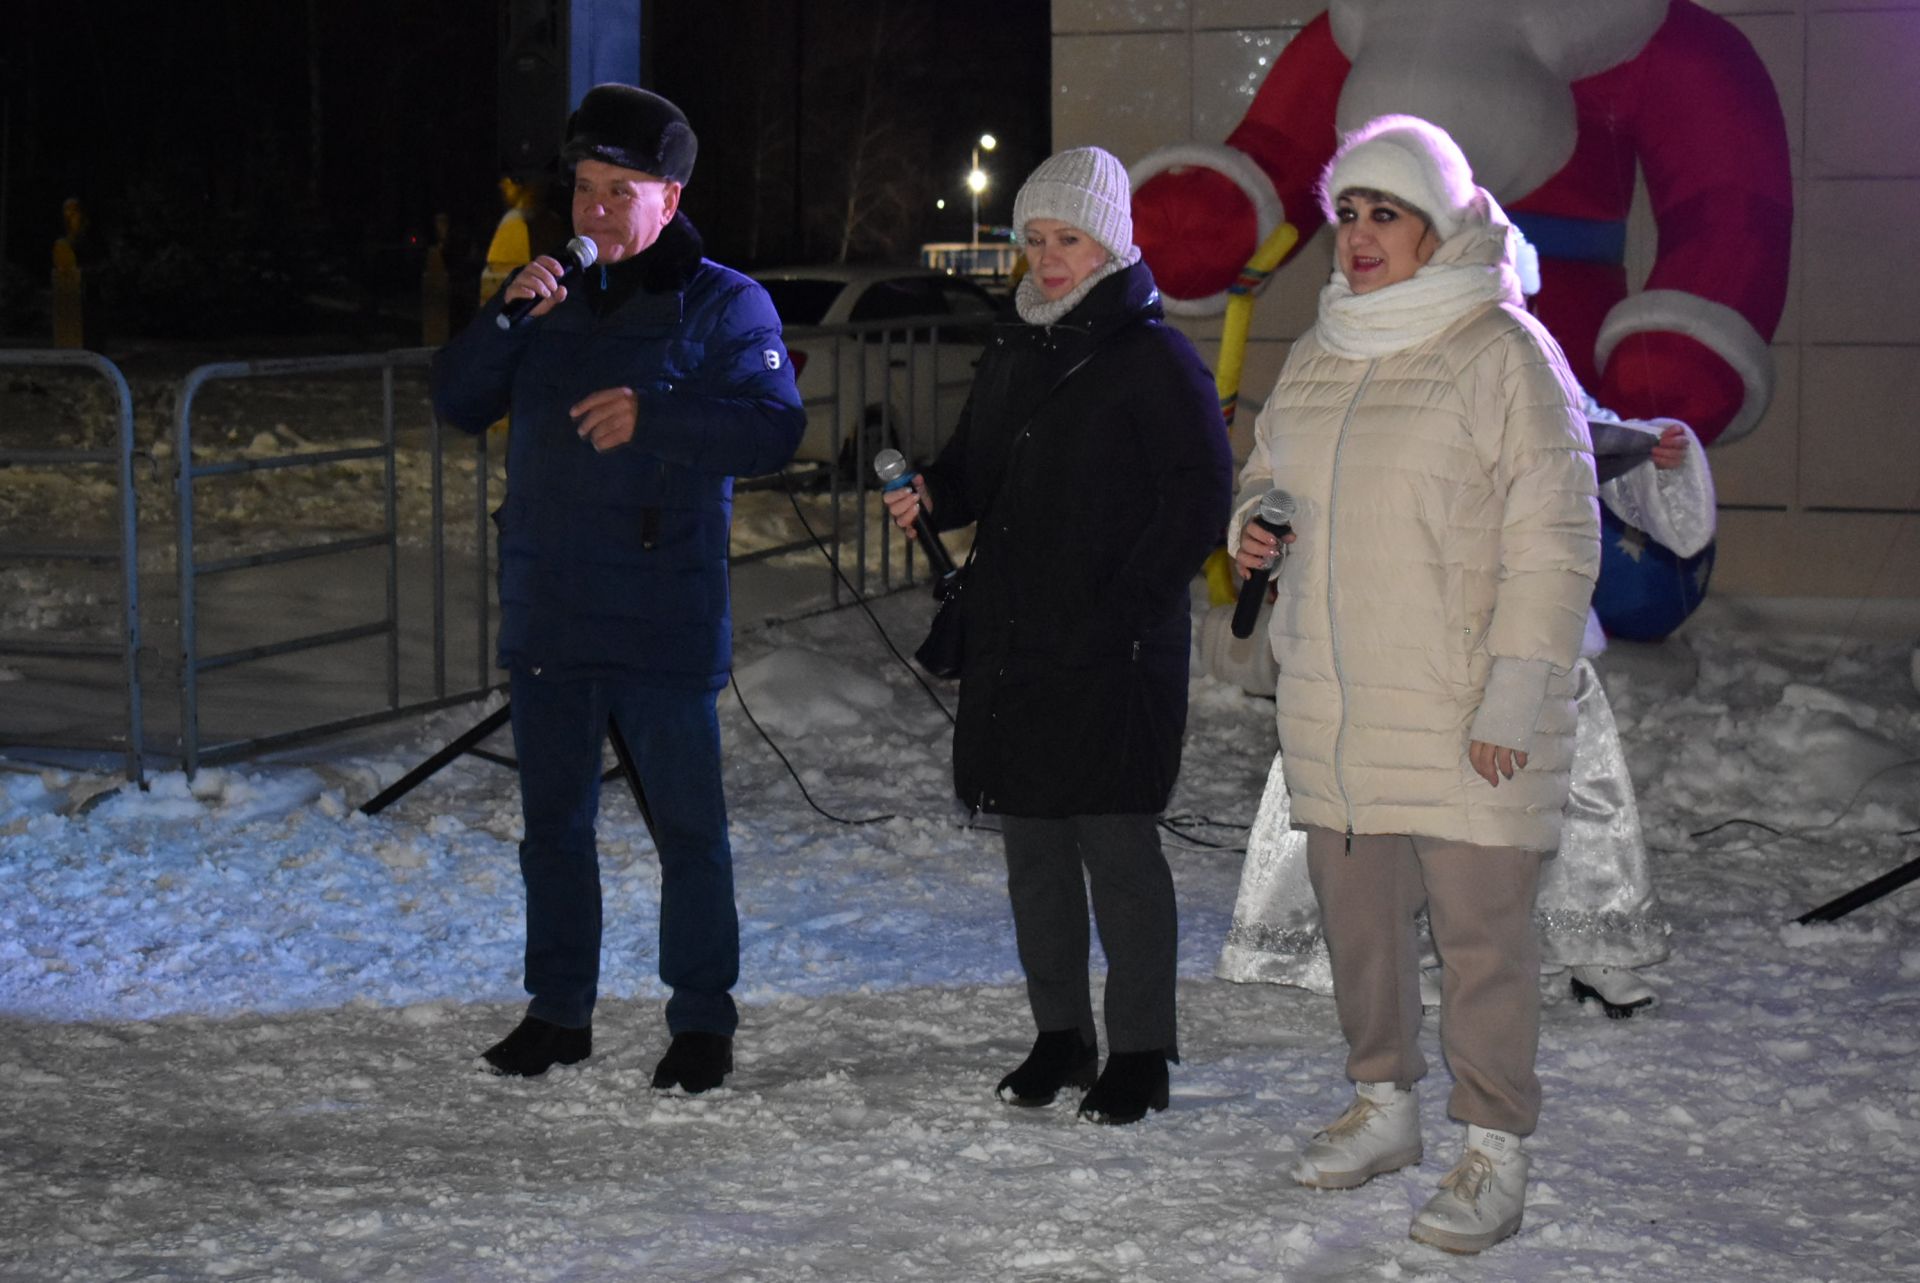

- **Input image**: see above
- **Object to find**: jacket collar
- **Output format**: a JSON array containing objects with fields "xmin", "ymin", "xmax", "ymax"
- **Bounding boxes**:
[
  {"xmin": 585, "ymin": 214, "xmax": 705, "ymax": 324},
  {"xmin": 629, "ymin": 212, "xmax": 705, "ymax": 294}
]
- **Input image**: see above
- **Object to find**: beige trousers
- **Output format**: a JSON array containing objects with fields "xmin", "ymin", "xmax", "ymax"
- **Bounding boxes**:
[{"xmin": 1304, "ymin": 825, "xmax": 1545, "ymax": 1135}]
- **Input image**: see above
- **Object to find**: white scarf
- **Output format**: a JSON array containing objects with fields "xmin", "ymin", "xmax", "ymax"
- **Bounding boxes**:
[
  {"xmin": 1312, "ymin": 189, "xmax": 1525, "ymax": 360},
  {"xmin": 1014, "ymin": 245, "xmax": 1141, "ymax": 326}
]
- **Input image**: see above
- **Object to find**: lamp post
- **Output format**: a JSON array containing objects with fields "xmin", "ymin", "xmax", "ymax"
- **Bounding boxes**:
[{"xmin": 968, "ymin": 132, "xmax": 996, "ymax": 254}]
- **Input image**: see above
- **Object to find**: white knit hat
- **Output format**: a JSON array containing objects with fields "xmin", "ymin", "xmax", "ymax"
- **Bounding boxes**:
[
  {"xmin": 1317, "ymin": 115, "xmax": 1476, "ymax": 241},
  {"xmin": 1012, "ymin": 146, "xmax": 1136, "ymax": 262}
]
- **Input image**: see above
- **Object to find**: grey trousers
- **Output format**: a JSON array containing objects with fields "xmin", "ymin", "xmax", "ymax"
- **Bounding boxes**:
[
  {"xmin": 1305, "ymin": 825, "xmax": 1544, "ymax": 1135},
  {"xmin": 1000, "ymin": 813, "xmax": 1178, "ymax": 1057}
]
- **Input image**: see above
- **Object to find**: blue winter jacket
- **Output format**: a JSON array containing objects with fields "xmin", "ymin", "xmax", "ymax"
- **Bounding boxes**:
[{"xmin": 431, "ymin": 216, "xmax": 805, "ymax": 689}]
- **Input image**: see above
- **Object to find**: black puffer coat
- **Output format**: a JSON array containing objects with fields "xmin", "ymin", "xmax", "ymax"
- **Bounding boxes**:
[{"xmin": 919, "ymin": 262, "xmax": 1232, "ymax": 817}]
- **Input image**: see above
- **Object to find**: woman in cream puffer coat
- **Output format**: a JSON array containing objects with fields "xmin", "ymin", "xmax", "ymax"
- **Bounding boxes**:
[
  {"xmin": 1230, "ymin": 116, "xmax": 1597, "ymax": 1255},
  {"xmin": 1235, "ymin": 301, "xmax": 1597, "ymax": 852}
]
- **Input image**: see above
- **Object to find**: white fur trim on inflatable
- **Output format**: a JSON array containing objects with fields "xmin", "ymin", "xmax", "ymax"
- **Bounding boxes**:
[
  {"xmin": 1128, "ymin": 142, "xmax": 1285, "ymax": 317},
  {"xmin": 1596, "ymin": 291, "xmax": 1776, "ymax": 445}
]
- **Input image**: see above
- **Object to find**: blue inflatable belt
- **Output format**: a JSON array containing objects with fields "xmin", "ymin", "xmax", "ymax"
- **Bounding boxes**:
[{"xmin": 1592, "ymin": 505, "xmax": 1715, "ymax": 642}]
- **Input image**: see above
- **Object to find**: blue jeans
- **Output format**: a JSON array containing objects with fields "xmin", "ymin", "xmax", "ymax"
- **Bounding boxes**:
[{"xmin": 509, "ymin": 669, "xmax": 739, "ymax": 1036}]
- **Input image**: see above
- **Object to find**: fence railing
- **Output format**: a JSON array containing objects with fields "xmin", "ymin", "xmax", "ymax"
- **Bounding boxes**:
[
  {"xmin": 4, "ymin": 315, "xmax": 974, "ymax": 782},
  {"xmin": 0, "ymin": 349, "xmax": 145, "ymax": 782},
  {"xmin": 765, "ymin": 312, "xmax": 983, "ymax": 604},
  {"xmin": 173, "ymin": 349, "xmax": 496, "ymax": 775}
]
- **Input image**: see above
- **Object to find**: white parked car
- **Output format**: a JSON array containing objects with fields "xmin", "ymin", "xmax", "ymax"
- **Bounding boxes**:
[{"xmin": 752, "ymin": 266, "xmax": 1002, "ymax": 476}]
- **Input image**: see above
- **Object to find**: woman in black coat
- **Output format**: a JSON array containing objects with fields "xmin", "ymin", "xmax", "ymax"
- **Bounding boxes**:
[{"xmin": 883, "ymin": 146, "xmax": 1233, "ymax": 1123}]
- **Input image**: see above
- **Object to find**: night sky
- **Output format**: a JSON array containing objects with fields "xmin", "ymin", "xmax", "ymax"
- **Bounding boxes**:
[{"xmin": 0, "ymin": 0, "xmax": 1050, "ymax": 343}]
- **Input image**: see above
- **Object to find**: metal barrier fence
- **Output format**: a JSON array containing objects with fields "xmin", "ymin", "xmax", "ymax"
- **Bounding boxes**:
[
  {"xmin": 174, "ymin": 349, "xmax": 496, "ymax": 775},
  {"xmin": 753, "ymin": 313, "xmax": 982, "ymax": 603},
  {"xmin": 0, "ymin": 350, "xmax": 145, "ymax": 781},
  {"xmin": 4, "ymin": 315, "xmax": 974, "ymax": 782}
]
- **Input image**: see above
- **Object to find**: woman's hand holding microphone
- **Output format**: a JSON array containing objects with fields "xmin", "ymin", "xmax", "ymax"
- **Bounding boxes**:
[
  {"xmin": 1235, "ymin": 519, "xmax": 1295, "ymax": 578},
  {"xmin": 881, "ymin": 476, "xmax": 930, "ymax": 532}
]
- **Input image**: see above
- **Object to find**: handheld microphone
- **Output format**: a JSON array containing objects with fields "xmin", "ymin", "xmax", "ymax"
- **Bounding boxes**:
[
  {"xmin": 874, "ymin": 448, "xmax": 957, "ymax": 579},
  {"xmin": 495, "ymin": 236, "xmax": 599, "ymax": 329},
  {"xmin": 1230, "ymin": 488, "xmax": 1297, "ymax": 639}
]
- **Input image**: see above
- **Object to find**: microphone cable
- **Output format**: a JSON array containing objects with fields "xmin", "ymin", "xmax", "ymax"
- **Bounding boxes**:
[
  {"xmin": 935, "ymin": 810, "xmax": 1249, "ymax": 852},
  {"xmin": 1671, "ymin": 755, "xmax": 1920, "ymax": 855},
  {"xmin": 1157, "ymin": 812, "xmax": 1253, "ymax": 852},
  {"xmin": 727, "ymin": 670, "xmax": 893, "ymax": 827},
  {"xmin": 716, "ymin": 467, "xmax": 965, "ymax": 829},
  {"xmin": 767, "ymin": 469, "xmax": 958, "ymax": 725}
]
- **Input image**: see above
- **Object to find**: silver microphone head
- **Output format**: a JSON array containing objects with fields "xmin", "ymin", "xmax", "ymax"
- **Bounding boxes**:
[
  {"xmin": 1259, "ymin": 489, "xmax": 1296, "ymax": 525},
  {"xmin": 565, "ymin": 236, "xmax": 599, "ymax": 270},
  {"xmin": 873, "ymin": 448, "xmax": 909, "ymax": 484}
]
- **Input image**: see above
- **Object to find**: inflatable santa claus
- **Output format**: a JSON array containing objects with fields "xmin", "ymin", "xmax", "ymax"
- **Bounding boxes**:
[{"xmin": 1130, "ymin": 0, "xmax": 1791, "ymax": 452}]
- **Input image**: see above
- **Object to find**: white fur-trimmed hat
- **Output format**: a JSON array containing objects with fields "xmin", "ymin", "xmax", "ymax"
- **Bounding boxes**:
[
  {"xmin": 1318, "ymin": 115, "xmax": 1476, "ymax": 240},
  {"xmin": 1012, "ymin": 146, "xmax": 1136, "ymax": 262}
]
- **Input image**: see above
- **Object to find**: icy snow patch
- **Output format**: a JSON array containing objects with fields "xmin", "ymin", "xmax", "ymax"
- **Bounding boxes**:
[{"xmin": 733, "ymin": 646, "xmax": 896, "ymax": 738}]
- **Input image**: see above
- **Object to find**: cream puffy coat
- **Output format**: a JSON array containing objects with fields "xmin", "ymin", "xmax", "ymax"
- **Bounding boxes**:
[{"xmin": 1233, "ymin": 301, "xmax": 1598, "ymax": 852}]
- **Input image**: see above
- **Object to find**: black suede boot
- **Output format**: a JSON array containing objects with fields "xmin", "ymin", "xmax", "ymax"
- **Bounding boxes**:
[
  {"xmin": 1077, "ymin": 1050, "xmax": 1169, "ymax": 1125},
  {"xmin": 651, "ymin": 1031, "xmax": 733, "ymax": 1093},
  {"xmin": 996, "ymin": 1030, "xmax": 1099, "ymax": 1106},
  {"xmin": 481, "ymin": 1015, "xmax": 591, "ymax": 1077}
]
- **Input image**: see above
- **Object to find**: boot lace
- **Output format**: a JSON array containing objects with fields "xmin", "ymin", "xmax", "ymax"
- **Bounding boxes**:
[
  {"xmin": 1319, "ymin": 1096, "xmax": 1381, "ymax": 1141},
  {"xmin": 1437, "ymin": 1149, "xmax": 1497, "ymax": 1204}
]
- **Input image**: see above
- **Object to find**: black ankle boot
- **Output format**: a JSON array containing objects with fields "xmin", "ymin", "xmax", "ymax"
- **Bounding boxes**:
[
  {"xmin": 996, "ymin": 1030, "xmax": 1098, "ymax": 1106},
  {"xmin": 481, "ymin": 1014, "xmax": 591, "ymax": 1077},
  {"xmin": 1077, "ymin": 1050, "xmax": 1170, "ymax": 1125},
  {"xmin": 651, "ymin": 1031, "xmax": 733, "ymax": 1093}
]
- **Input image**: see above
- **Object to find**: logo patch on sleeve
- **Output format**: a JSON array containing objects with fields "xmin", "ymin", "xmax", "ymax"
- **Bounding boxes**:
[{"xmin": 763, "ymin": 350, "xmax": 783, "ymax": 370}]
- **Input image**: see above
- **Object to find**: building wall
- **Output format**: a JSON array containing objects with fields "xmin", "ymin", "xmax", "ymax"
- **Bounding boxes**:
[{"xmin": 1050, "ymin": 0, "xmax": 1920, "ymax": 597}]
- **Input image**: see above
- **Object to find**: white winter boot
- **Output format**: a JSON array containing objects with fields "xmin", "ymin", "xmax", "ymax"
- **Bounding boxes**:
[
  {"xmin": 1569, "ymin": 965, "xmax": 1657, "ymax": 1018},
  {"xmin": 1291, "ymin": 1081, "xmax": 1422, "ymax": 1190},
  {"xmin": 1409, "ymin": 1125, "xmax": 1529, "ymax": 1254}
]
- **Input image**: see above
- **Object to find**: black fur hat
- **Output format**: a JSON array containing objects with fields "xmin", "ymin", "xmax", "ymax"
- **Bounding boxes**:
[{"xmin": 560, "ymin": 84, "xmax": 697, "ymax": 184}]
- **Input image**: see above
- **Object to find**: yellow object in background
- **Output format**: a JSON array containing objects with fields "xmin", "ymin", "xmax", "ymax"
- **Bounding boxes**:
[
  {"xmin": 1213, "ymin": 221, "xmax": 1299, "ymax": 427},
  {"xmin": 1195, "ymin": 222, "xmax": 1301, "ymax": 611},
  {"xmin": 1203, "ymin": 547, "xmax": 1240, "ymax": 607},
  {"xmin": 481, "ymin": 176, "xmax": 564, "ymax": 305},
  {"xmin": 51, "ymin": 197, "xmax": 94, "ymax": 349}
]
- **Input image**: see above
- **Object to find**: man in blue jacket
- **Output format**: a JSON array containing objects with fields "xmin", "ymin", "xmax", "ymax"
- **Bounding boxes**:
[{"xmin": 431, "ymin": 85, "xmax": 805, "ymax": 1089}]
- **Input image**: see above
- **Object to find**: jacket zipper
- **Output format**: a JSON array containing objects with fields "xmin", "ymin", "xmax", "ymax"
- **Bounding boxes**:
[{"xmin": 1329, "ymin": 360, "xmax": 1377, "ymax": 851}]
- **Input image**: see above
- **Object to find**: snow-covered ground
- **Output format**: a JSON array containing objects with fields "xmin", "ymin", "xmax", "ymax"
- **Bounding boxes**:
[{"xmin": 3, "ymin": 576, "xmax": 1919, "ymax": 1281}]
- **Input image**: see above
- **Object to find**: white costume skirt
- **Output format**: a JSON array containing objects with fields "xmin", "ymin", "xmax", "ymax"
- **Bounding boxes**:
[{"xmin": 1216, "ymin": 658, "xmax": 1671, "ymax": 989}]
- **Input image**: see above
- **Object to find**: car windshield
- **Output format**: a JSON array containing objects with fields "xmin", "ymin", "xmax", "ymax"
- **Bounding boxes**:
[
  {"xmin": 756, "ymin": 278, "xmax": 847, "ymax": 326},
  {"xmin": 847, "ymin": 277, "xmax": 947, "ymax": 323}
]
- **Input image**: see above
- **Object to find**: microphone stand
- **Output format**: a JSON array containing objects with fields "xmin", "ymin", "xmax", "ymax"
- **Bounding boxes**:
[
  {"xmin": 357, "ymin": 700, "xmax": 656, "ymax": 844},
  {"xmin": 1794, "ymin": 852, "xmax": 1920, "ymax": 924}
]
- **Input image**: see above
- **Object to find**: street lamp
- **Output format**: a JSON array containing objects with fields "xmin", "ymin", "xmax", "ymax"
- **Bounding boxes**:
[{"xmin": 968, "ymin": 132, "xmax": 996, "ymax": 252}]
